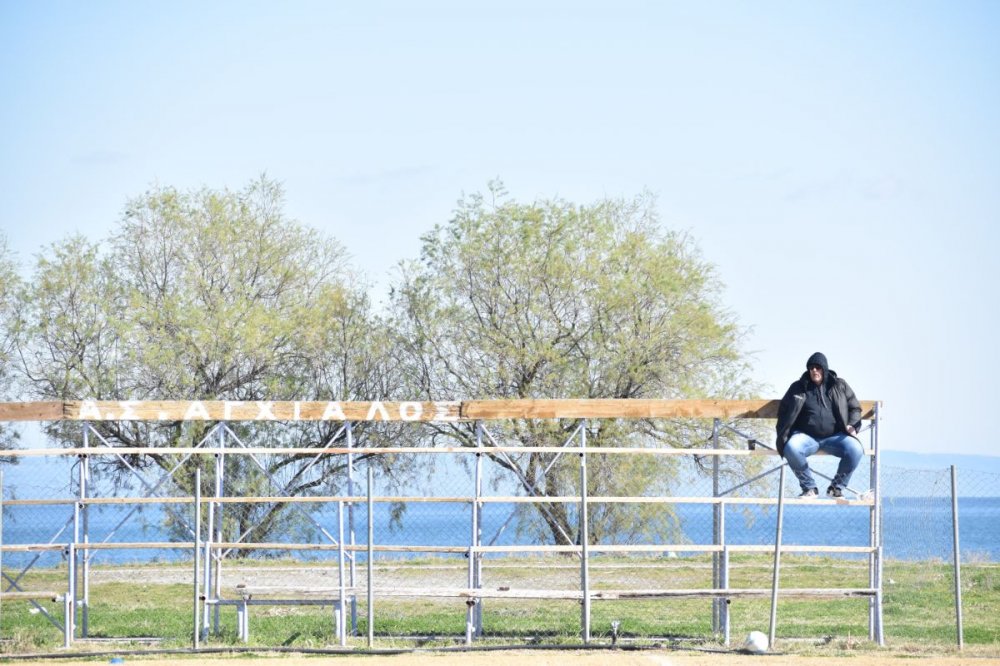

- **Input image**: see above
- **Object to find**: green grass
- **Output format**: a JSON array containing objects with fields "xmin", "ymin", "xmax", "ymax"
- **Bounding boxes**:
[{"xmin": 1, "ymin": 555, "xmax": 997, "ymax": 656}]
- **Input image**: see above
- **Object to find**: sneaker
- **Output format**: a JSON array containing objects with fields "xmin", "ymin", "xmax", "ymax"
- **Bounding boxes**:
[
  {"xmin": 826, "ymin": 485, "xmax": 843, "ymax": 498},
  {"xmin": 798, "ymin": 488, "xmax": 818, "ymax": 498}
]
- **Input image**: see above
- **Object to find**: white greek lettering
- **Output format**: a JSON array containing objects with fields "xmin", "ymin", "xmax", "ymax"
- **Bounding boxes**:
[
  {"xmin": 366, "ymin": 401, "xmax": 390, "ymax": 420},
  {"xmin": 322, "ymin": 402, "xmax": 346, "ymax": 420},
  {"xmin": 255, "ymin": 401, "xmax": 276, "ymax": 420},
  {"xmin": 79, "ymin": 400, "xmax": 102, "ymax": 420},
  {"xmin": 399, "ymin": 402, "xmax": 423, "ymax": 421},
  {"xmin": 184, "ymin": 401, "xmax": 210, "ymax": 420},
  {"xmin": 118, "ymin": 401, "xmax": 140, "ymax": 420}
]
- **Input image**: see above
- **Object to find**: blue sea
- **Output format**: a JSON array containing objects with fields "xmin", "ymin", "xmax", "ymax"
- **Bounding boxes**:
[{"xmin": 2, "ymin": 497, "xmax": 997, "ymax": 566}]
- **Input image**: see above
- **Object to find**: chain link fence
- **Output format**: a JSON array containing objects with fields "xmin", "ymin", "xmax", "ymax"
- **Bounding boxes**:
[
  {"xmin": 881, "ymin": 466, "xmax": 1000, "ymax": 645},
  {"xmin": 1, "ymin": 422, "xmax": 997, "ymax": 650}
]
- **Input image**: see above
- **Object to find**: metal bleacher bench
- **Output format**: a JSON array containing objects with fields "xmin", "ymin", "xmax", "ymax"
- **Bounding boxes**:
[{"xmin": 223, "ymin": 584, "xmax": 358, "ymax": 642}]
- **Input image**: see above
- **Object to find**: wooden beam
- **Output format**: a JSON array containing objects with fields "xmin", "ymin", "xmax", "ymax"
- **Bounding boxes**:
[
  {"xmin": 461, "ymin": 399, "xmax": 879, "ymax": 420},
  {"xmin": 0, "ymin": 401, "xmax": 64, "ymax": 421},
  {"xmin": 0, "ymin": 399, "xmax": 879, "ymax": 422},
  {"xmin": 61, "ymin": 400, "xmax": 462, "ymax": 422}
]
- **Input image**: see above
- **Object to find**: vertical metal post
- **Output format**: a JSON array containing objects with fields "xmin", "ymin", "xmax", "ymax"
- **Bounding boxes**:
[
  {"xmin": 711, "ymin": 418, "xmax": 721, "ymax": 634},
  {"xmin": 580, "ymin": 422, "xmax": 590, "ymax": 644},
  {"xmin": 868, "ymin": 417, "xmax": 876, "ymax": 641},
  {"xmin": 466, "ymin": 422, "xmax": 483, "ymax": 645},
  {"xmin": 193, "ymin": 468, "xmax": 201, "ymax": 649},
  {"xmin": 1, "ymin": 470, "xmax": 4, "ymax": 637},
  {"xmin": 347, "ymin": 421, "xmax": 358, "ymax": 635},
  {"xmin": 474, "ymin": 422, "xmax": 484, "ymax": 637},
  {"xmin": 720, "ymin": 502, "xmax": 729, "ymax": 644},
  {"xmin": 768, "ymin": 465, "xmax": 786, "ymax": 650},
  {"xmin": 72, "ymin": 465, "xmax": 81, "ymax": 643},
  {"xmin": 367, "ymin": 465, "xmax": 374, "ymax": 648},
  {"xmin": 721, "ymin": 544, "xmax": 730, "ymax": 646},
  {"xmin": 64, "ymin": 543, "xmax": 75, "ymax": 648},
  {"xmin": 338, "ymin": 500, "xmax": 347, "ymax": 647},
  {"xmin": 202, "ymin": 461, "xmax": 215, "ymax": 634},
  {"xmin": 872, "ymin": 403, "xmax": 884, "ymax": 646},
  {"xmin": 80, "ymin": 426, "xmax": 90, "ymax": 637},
  {"xmin": 950, "ymin": 465, "xmax": 964, "ymax": 649},
  {"xmin": 213, "ymin": 426, "xmax": 225, "ymax": 634}
]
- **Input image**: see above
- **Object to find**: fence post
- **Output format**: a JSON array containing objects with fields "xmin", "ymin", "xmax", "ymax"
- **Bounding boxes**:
[
  {"xmin": 1, "ymin": 470, "xmax": 4, "ymax": 638},
  {"xmin": 72, "ymin": 470, "xmax": 81, "ymax": 643},
  {"xmin": 193, "ymin": 468, "xmax": 201, "ymax": 649},
  {"xmin": 465, "ymin": 421, "xmax": 483, "ymax": 645},
  {"xmin": 950, "ymin": 465, "xmax": 964, "ymax": 650},
  {"xmin": 873, "ymin": 403, "xmax": 884, "ymax": 646},
  {"xmin": 202, "ymin": 456, "xmax": 215, "ymax": 635},
  {"xmin": 80, "ymin": 425, "xmax": 90, "ymax": 637},
  {"xmin": 346, "ymin": 421, "xmax": 358, "ymax": 636},
  {"xmin": 338, "ymin": 500, "xmax": 347, "ymax": 647},
  {"xmin": 212, "ymin": 426, "xmax": 226, "ymax": 634},
  {"xmin": 579, "ymin": 421, "xmax": 590, "ymax": 644},
  {"xmin": 465, "ymin": 424, "xmax": 481, "ymax": 646},
  {"xmin": 711, "ymin": 418, "xmax": 722, "ymax": 634},
  {"xmin": 474, "ymin": 422, "xmax": 484, "ymax": 637},
  {"xmin": 367, "ymin": 464, "xmax": 374, "ymax": 648}
]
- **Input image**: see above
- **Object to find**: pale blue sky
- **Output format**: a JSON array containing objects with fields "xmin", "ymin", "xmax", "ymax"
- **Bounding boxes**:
[{"xmin": 2, "ymin": 1, "xmax": 998, "ymax": 455}]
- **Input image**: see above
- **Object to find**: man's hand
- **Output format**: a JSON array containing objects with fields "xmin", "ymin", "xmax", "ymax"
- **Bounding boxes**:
[{"xmin": 846, "ymin": 425, "xmax": 857, "ymax": 436}]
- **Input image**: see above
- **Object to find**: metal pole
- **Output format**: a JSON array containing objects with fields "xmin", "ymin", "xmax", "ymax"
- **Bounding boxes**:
[
  {"xmin": 193, "ymin": 468, "xmax": 201, "ymax": 649},
  {"xmin": 868, "ymin": 417, "xmax": 876, "ymax": 641},
  {"xmin": 873, "ymin": 403, "xmax": 884, "ymax": 646},
  {"xmin": 720, "ymin": 503, "xmax": 729, "ymax": 644},
  {"xmin": 338, "ymin": 500, "xmax": 347, "ymax": 647},
  {"xmin": 950, "ymin": 465, "xmax": 964, "ymax": 649},
  {"xmin": 721, "ymin": 544, "xmax": 730, "ymax": 646},
  {"xmin": 580, "ymin": 422, "xmax": 590, "ymax": 644},
  {"xmin": 474, "ymin": 422, "xmax": 484, "ymax": 637},
  {"xmin": 711, "ymin": 418, "xmax": 721, "ymax": 634},
  {"xmin": 202, "ymin": 461, "xmax": 215, "ymax": 634},
  {"xmin": 80, "ymin": 426, "xmax": 90, "ymax": 637},
  {"xmin": 367, "ymin": 465, "xmax": 374, "ymax": 648},
  {"xmin": 72, "ymin": 465, "xmax": 81, "ymax": 643},
  {"xmin": 1, "ymin": 469, "xmax": 4, "ymax": 637},
  {"xmin": 768, "ymin": 465, "xmax": 786, "ymax": 650},
  {"xmin": 347, "ymin": 421, "xmax": 358, "ymax": 635},
  {"xmin": 213, "ymin": 427, "xmax": 225, "ymax": 634},
  {"xmin": 64, "ymin": 543, "xmax": 75, "ymax": 648},
  {"xmin": 466, "ymin": 423, "xmax": 482, "ymax": 645}
]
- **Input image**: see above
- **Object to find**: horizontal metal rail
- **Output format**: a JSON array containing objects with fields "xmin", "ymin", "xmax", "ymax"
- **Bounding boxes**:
[
  {"xmin": 1, "ymin": 494, "xmax": 874, "ymax": 507},
  {"xmin": 1, "ymin": 542, "xmax": 877, "ymax": 555},
  {"xmin": 0, "ymin": 446, "xmax": 874, "ymax": 457}
]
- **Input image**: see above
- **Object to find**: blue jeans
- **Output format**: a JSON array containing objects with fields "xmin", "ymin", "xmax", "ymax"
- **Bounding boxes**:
[{"xmin": 783, "ymin": 431, "xmax": 864, "ymax": 491}]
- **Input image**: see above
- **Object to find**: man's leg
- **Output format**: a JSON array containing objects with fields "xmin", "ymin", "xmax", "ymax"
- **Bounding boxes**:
[
  {"xmin": 783, "ymin": 432, "xmax": 820, "ymax": 492},
  {"xmin": 818, "ymin": 433, "xmax": 865, "ymax": 491}
]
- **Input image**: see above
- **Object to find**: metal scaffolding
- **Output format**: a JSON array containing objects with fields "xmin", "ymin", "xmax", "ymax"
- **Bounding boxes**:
[{"xmin": 0, "ymin": 398, "xmax": 884, "ymax": 648}]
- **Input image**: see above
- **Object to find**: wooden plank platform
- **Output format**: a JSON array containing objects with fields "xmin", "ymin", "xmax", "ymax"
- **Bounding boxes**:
[
  {"xmin": 227, "ymin": 584, "xmax": 875, "ymax": 601},
  {"xmin": 0, "ymin": 590, "xmax": 63, "ymax": 601}
]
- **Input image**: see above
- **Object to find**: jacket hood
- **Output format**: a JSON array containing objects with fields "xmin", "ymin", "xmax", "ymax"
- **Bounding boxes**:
[{"xmin": 806, "ymin": 352, "xmax": 829, "ymax": 375}]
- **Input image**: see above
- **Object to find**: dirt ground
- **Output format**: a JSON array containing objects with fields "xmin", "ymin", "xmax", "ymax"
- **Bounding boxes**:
[{"xmin": 4, "ymin": 650, "xmax": 999, "ymax": 666}]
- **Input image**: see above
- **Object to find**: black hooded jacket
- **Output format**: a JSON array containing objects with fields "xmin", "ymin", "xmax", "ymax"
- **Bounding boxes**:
[{"xmin": 774, "ymin": 359, "xmax": 862, "ymax": 456}]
